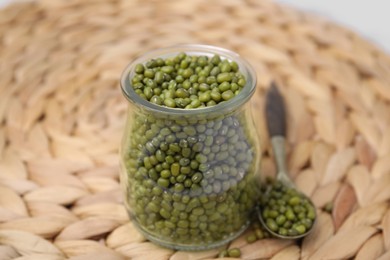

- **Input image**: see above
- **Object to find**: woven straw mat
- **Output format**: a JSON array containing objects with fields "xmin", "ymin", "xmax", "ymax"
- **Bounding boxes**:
[{"xmin": 0, "ymin": 0, "xmax": 390, "ymax": 259}]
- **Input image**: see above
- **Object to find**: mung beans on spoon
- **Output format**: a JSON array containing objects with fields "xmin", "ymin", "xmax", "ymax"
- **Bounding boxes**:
[{"xmin": 258, "ymin": 82, "xmax": 316, "ymax": 239}]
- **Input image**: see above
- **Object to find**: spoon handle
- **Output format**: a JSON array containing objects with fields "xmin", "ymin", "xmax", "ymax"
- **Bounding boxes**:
[
  {"xmin": 265, "ymin": 82, "xmax": 286, "ymax": 138},
  {"xmin": 265, "ymin": 82, "xmax": 290, "ymax": 183}
]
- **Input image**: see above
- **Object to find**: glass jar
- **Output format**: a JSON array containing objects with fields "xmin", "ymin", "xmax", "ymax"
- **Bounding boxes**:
[{"xmin": 120, "ymin": 44, "xmax": 261, "ymax": 250}]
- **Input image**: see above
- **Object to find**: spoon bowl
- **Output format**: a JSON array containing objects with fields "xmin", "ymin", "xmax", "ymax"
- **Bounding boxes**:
[{"xmin": 257, "ymin": 187, "xmax": 317, "ymax": 239}]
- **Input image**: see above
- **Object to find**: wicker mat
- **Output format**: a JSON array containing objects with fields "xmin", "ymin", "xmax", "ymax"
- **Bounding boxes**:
[{"xmin": 0, "ymin": 0, "xmax": 390, "ymax": 259}]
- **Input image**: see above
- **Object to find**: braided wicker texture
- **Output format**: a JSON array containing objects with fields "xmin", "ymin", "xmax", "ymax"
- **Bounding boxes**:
[{"xmin": 0, "ymin": 0, "xmax": 390, "ymax": 259}]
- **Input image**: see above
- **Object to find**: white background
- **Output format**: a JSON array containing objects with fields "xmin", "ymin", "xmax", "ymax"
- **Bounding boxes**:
[{"xmin": 1, "ymin": 0, "xmax": 389, "ymax": 53}]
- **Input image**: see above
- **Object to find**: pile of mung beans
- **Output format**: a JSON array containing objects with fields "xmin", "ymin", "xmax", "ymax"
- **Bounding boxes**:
[
  {"xmin": 130, "ymin": 52, "xmax": 247, "ymax": 108},
  {"xmin": 122, "ymin": 52, "xmax": 260, "ymax": 247},
  {"xmin": 261, "ymin": 180, "xmax": 316, "ymax": 237}
]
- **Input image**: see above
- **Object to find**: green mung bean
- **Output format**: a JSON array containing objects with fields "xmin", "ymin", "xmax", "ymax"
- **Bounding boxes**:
[
  {"xmin": 227, "ymin": 248, "xmax": 241, "ymax": 258},
  {"xmin": 246, "ymin": 233, "xmax": 257, "ymax": 243}
]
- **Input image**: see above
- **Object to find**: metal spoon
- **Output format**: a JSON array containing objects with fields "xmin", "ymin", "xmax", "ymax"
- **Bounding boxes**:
[{"xmin": 258, "ymin": 82, "xmax": 316, "ymax": 239}]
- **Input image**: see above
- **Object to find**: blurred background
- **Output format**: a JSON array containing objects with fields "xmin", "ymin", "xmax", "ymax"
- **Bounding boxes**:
[
  {"xmin": 1, "ymin": 0, "xmax": 389, "ymax": 53},
  {"xmin": 278, "ymin": 0, "xmax": 390, "ymax": 53}
]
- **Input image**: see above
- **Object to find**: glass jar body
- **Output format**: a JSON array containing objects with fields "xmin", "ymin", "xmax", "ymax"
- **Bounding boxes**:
[{"xmin": 120, "ymin": 45, "xmax": 261, "ymax": 250}]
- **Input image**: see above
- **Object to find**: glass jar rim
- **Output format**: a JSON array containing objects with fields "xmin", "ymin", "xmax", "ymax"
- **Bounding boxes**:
[{"xmin": 120, "ymin": 44, "xmax": 257, "ymax": 116}]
